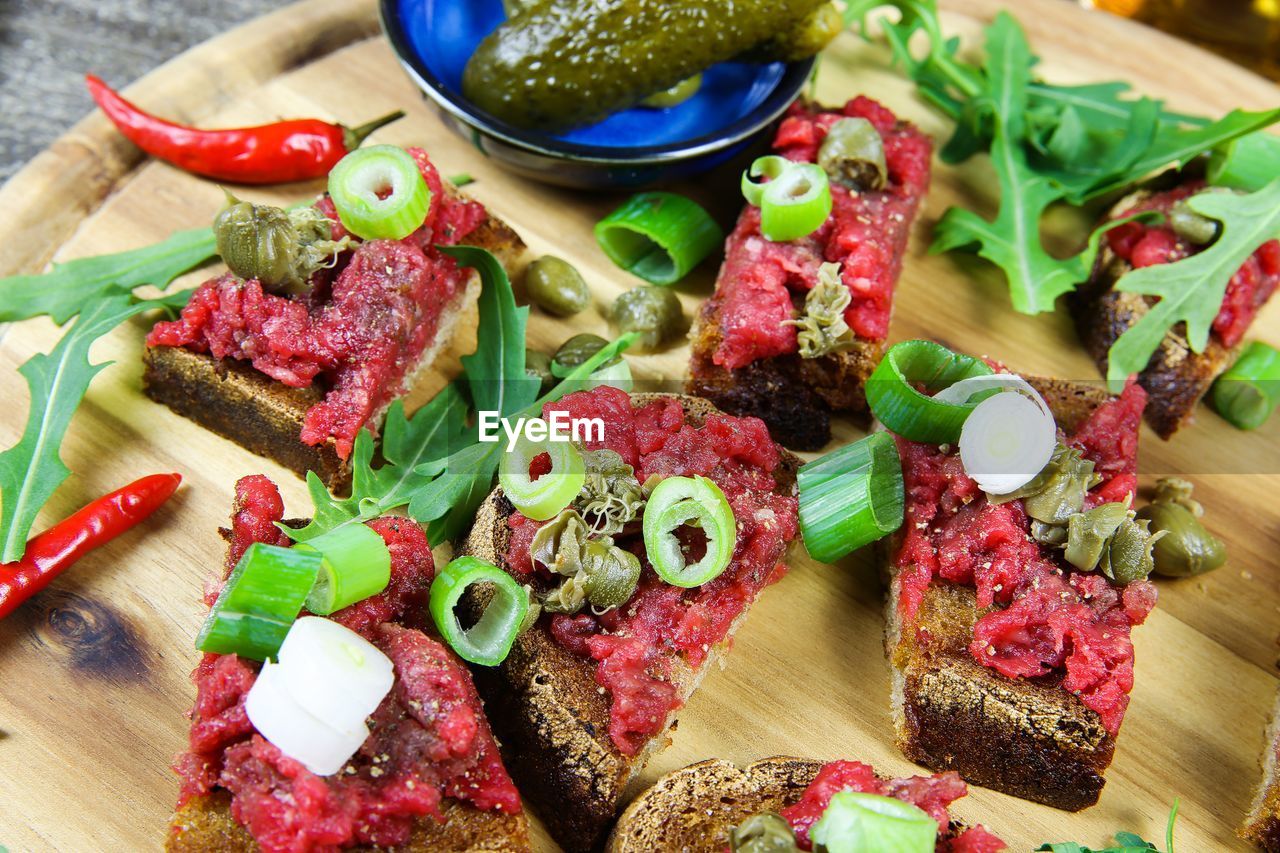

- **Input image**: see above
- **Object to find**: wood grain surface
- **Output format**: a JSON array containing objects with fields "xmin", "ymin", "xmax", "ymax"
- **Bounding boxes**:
[{"xmin": 0, "ymin": 0, "xmax": 1277, "ymax": 850}]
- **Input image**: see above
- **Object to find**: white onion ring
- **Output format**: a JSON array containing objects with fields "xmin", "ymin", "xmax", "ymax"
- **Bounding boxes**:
[
  {"xmin": 245, "ymin": 660, "xmax": 370, "ymax": 777},
  {"xmin": 277, "ymin": 616, "xmax": 394, "ymax": 734},
  {"xmin": 959, "ymin": 383, "xmax": 1057, "ymax": 495}
]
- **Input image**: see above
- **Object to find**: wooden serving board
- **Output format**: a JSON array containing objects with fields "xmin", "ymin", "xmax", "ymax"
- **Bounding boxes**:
[{"xmin": 1, "ymin": 0, "xmax": 1278, "ymax": 849}]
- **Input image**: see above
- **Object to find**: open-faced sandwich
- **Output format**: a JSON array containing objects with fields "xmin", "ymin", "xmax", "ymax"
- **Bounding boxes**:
[
  {"xmin": 688, "ymin": 97, "xmax": 932, "ymax": 450},
  {"xmin": 860, "ymin": 341, "xmax": 1158, "ymax": 810},
  {"xmin": 459, "ymin": 386, "xmax": 801, "ymax": 852},
  {"xmin": 167, "ymin": 474, "xmax": 530, "ymax": 852},
  {"xmin": 1072, "ymin": 178, "xmax": 1280, "ymax": 438},
  {"xmin": 144, "ymin": 145, "xmax": 524, "ymax": 488},
  {"xmin": 609, "ymin": 755, "xmax": 1005, "ymax": 852},
  {"xmin": 1243, "ymin": 690, "xmax": 1280, "ymax": 851}
]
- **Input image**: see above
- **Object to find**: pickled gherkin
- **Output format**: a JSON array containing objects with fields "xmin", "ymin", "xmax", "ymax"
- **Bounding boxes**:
[{"xmin": 463, "ymin": 0, "xmax": 829, "ymax": 131}]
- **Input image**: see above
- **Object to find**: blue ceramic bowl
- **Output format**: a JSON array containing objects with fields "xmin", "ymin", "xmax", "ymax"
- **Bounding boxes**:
[{"xmin": 379, "ymin": 0, "xmax": 815, "ymax": 190}]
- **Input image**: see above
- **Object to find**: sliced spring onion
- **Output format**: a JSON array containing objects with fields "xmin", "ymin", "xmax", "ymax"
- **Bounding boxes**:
[
  {"xmin": 865, "ymin": 340, "xmax": 995, "ymax": 444},
  {"xmin": 327, "ymin": 145, "xmax": 431, "ymax": 240},
  {"xmin": 276, "ymin": 616, "xmax": 394, "ymax": 734},
  {"xmin": 296, "ymin": 523, "xmax": 392, "ymax": 615},
  {"xmin": 196, "ymin": 543, "xmax": 322, "ymax": 660},
  {"xmin": 811, "ymin": 791, "xmax": 937, "ymax": 853},
  {"xmin": 1208, "ymin": 131, "xmax": 1280, "ymax": 192},
  {"xmin": 429, "ymin": 556, "xmax": 529, "ymax": 667},
  {"xmin": 741, "ymin": 155, "xmax": 833, "ymax": 242},
  {"xmin": 498, "ymin": 430, "xmax": 587, "ymax": 520},
  {"xmin": 245, "ymin": 659, "xmax": 370, "ymax": 777},
  {"xmin": 1212, "ymin": 341, "xmax": 1280, "ymax": 430},
  {"xmin": 959, "ymin": 387, "xmax": 1057, "ymax": 495},
  {"xmin": 642, "ymin": 476, "xmax": 736, "ymax": 587},
  {"xmin": 594, "ymin": 192, "xmax": 724, "ymax": 285},
  {"xmin": 798, "ymin": 432, "xmax": 904, "ymax": 563}
]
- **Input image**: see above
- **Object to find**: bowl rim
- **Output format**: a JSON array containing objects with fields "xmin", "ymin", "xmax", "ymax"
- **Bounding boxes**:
[{"xmin": 378, "ymin": 0, "xmax": 815, "ymax": 166}]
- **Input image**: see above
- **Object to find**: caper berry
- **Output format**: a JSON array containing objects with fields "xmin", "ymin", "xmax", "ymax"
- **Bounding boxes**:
[
  {"xmin": 611, "ymin": 286, "xmax": 683, "ymax": 351},
  {"xmin": 525, "ymin": 348, "xmax": 554, "ymax": 394},
  {"xmin": 1136, "ymin": 478, "xmax": 1227, "ymax": 577},
  {"xmin": 730, "ymin": 812, "xmax": 801, "ymax": 853},
  {"xmin": 525, "ymin": 255, "xmax": 591, "ymax": 317},
  {"xmin": 553, "ymin": 334, "xmax": 613, "ymax": 378},
  {"xmin": 1168, "ymin": 200, "xmax": 1220, "ymax": 245}
]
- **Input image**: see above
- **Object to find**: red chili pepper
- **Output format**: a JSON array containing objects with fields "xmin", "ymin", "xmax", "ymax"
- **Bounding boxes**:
[
  {"xmin": 0, "ymin": 473, "xmax": 182, "ymax": 620},
  {"xmin": 85, "ymin": 74, "xmax": 404, "ymax": 185}
]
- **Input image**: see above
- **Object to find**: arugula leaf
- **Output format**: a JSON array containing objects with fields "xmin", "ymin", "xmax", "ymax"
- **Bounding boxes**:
[
  {"xmin": 1106, "ymin": 180, "xmax": 1280, "ymax": 391},
  {"xmin": 0, "ymin": 294, "xmax": 177, "ymax": 561},
  {"xmin": 442, "ymin": 244, "xmax": 540, "ymax": 419},
  {"xmin": 0, "ymin": 227, "xmax": 216, "ymax": 324}
]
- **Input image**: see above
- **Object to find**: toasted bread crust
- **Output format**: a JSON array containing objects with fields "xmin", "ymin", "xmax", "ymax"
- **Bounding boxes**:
[
  {"xmin": 166, "ymin": 791, "xmax": 530, "ymax": 852},
  {"xmin": 1070, "ymin": 189, "xmax": 1239, "ymax": 440},
  {"xmin": 143, "ymin": 189, "xmax": 524, "ymax": 489},
  {"xmin": 460, "ymin": 393, "xmax": 799, "ymax": 852},
  {"xmin": 607, "ymin": 757, "xmax": 823, "ymax": 852},
  {"xmin": 1241, "ymin": 690, "xmax": 1280, "ymax": 851},
  {"xmin": 686, "ymin": 290, "xmax": 883, "ymax": 451},
  {"xmin": 884, "ymin": 378, "xmax": 1125, "ymax": 811}
]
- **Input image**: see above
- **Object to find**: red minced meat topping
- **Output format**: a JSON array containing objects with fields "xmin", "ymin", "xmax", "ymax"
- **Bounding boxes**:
[
  {"xmin": 174, "ymin": 475, "xmax": 520, "ymax": 853},
  {"xmin": 502, "ymin": 387, "xmax": 799, "ymax": 755},
  {"xmin": 892, "ymin": 381, "xmax": 1155, "ymax": 735},
  {"xmin": 147, "ymin": 148, "xmax": 487, "ymax": 460},
  {"xmin": 710, "ymin": 96, "xmax": 932, "ymax": 371},
  {"xmin": 1105, "ymin": 181, "xmax": 1280, "ymax": 348},
  {"xmin": 779, "ymin": 760, "xmax": 1005, "ymax": 852}
]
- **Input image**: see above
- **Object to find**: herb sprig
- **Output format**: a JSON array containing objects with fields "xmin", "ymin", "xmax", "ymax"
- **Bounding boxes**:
[
  {"xmin": 1038, "ymin": 800, "xmax": 1179, "ymax": 853},
  {"xmin": 284, "ymin": 247, "xmax": 637, "ymax": 547},
  {"xmin": 845, "ymin": 0, "xmax": 1280, "ymax": 314},
  {"xmin": 0, "ymin": 232, "xmax": 216, "ymax": 560}
]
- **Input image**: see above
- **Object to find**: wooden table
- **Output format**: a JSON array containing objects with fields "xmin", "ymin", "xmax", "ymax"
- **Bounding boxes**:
[{"xmin": 0, "ymin": 0, "xmax": 1277, "ymax": 850}]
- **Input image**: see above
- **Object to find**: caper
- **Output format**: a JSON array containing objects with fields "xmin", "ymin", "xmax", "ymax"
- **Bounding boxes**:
[
  {"xmin": 1168, "ymin": 199, "xmax": 1220, "ymax": 245},
  {"xmin": 640, "ymin": 74, "xmax": 703, "ymax": 109},
  {"xmin": 818, "ymin": 117, "xmax": 888, "ymax": 191},
  {"xmin": 1099, "ymin": 514, "xmax": 1159, "ymax": 585},
  {"xmin": 213, "ymin": 193, "xmax": 352, "ymax": 295},
  {"xmin": 610, "ymin": 286, "xmax": 683, "ymax": 351},
  {"xmin": 525, "ymin": 348, "xmax": 554, "ymax": 395},
  {"xmin": 1064, "ymin": 501, "xmax": 1128, "ymax": 572},
  {"xmin": 525, "ymin": 255, "xmax": 591, "ymax": 317},
  {"xmin": 580, "ymin": 538, "xmax": 642, "ymax": 609},
  {"xmin": 1017, "ymin": 445, "xmax": 1100, "ymax": 525},
  {"xmin": 1136, "ymin": 478, "xmax": 1227, "ymax": 577},
  {"xmin": 552, "ymin": 333, "xmax": 614, "ymax": 378},
  {"xmin": 730, "ymin": 812, "xmax": 801, "ymax": 853}
]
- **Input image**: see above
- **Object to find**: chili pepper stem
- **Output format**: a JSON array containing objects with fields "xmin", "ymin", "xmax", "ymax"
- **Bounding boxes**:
[{"xmin": 343, "ymin": 110, "xmax": 407, "ymax": 150}]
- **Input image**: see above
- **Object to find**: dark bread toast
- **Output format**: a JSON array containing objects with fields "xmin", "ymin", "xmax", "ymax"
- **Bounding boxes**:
[
  {"xmin": 884, "ymin": 377, "xmax": 1125, "ymax": 811},
  {"xmin": 167, "ymin": 791, "xmax": 530, "ymax": 852},
  {"xmin": 1071, "ymin": 188, "xmax": 1239, "ymax": 440},
  {"xmin": 687, "ymin": 311, "xmax": 882, "ymax": 451},
  {"xmin": 143, "ymin": 187, "xmax": 525, "ymax": 490},
  {"xmin": 460, "ymin": 393, "xmax": 800, "ymax": 853},
  {"xmin": 1241, "ymin": 690, "xmax": 1280, "ymax": 851}
]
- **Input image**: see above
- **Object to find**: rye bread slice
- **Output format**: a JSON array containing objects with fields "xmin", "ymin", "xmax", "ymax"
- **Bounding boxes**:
[
  {"xmin": 143, "ymin": 187, "xmax": 525, "ymax": 490},
  {"xmin": 687, "ymin": 308, "xmax": 882, "ymax": 452},
  {"xmin": 884, "ymin": 377, "xmax": 1129, "ymax": 811},
  {"xmin": 167, "ymin": 791, "xmax": 530, "ymax": 852},
  {"xmin": 1070, "ymin": 188, "xmax": 1239, "ymax": 440},
  {"xmin": 459, "ymin": 393, "xmax": 800, "ymax": 853},
  {"xmin": 1241, "ymin": 689, "xmax": 1280, "ymax": 851}
]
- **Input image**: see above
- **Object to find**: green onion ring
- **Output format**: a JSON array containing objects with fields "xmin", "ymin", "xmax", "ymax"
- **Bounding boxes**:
[
  {"xmin": 642, "ymin": 476, "xmax": 736, "ymax": 588},
  {"xmin": 327, "ymin": 145, "xmax": 431, "ymax": 240},
  {"xmin": 498, "ymin": 430, "xmax": 587, "ymax": 520},
  {"xmin": 798, "ymin": 432, "xmax": 904, "ymax": 563},
  {"xmin": 865, "ymin": 340, "xmax": 995, "ymax": 444},
  {"xmin": 196, "ymin": 542, "xmax": 322, "ymax": 660},
  {"xmin": 741, "ymin": 155, "xmax": 833, "ymax": 242},
  {"xmin": 296, "ymin": 523, "xmax": 392, "ymax": 616},
  {"xmin": 594, "ymin": 192, "xmax": 724, "ymax": 285},
  {"xmin": 429, "ymin": 556, "xmax": 529, "ymax": 667},
  {"xmin": 1212, "ymin": 340, "xmax": 1280, "ymax": 430}
]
